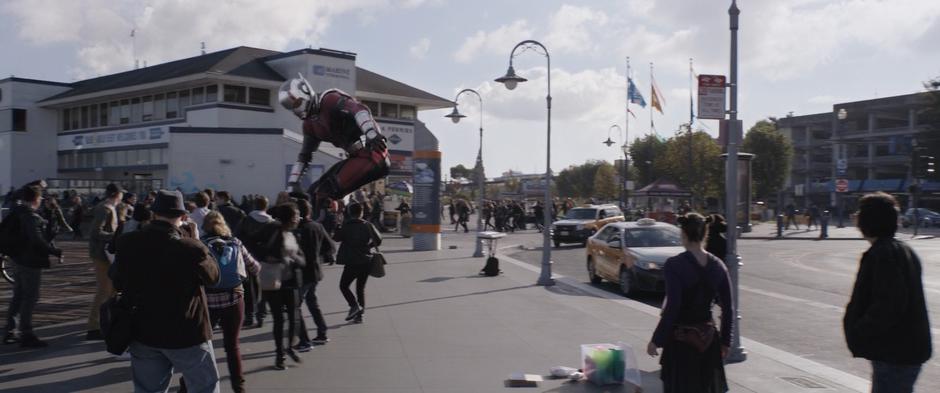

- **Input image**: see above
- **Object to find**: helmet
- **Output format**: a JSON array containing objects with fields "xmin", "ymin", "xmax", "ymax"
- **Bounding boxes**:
[{"xmin": 278, "ymin": 73, "xmax": 318, "ymax": 119}]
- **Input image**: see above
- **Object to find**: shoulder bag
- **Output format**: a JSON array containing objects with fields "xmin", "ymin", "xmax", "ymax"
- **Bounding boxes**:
[
  {"xmin": 369, "ymin": 248, "xmax": 387, "ymax": 278},
  {"xmin": 99, "ymin": 292, "xmax": 135, "ymax": 355},
  {"xmin": 672, "ymin": 254, "xmax": 717, "ymax": 353}
]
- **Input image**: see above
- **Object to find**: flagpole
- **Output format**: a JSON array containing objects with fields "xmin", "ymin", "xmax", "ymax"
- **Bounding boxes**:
[
  {"xmin": 625, "ymin": 57, "xmax": 630, "ymax": 148},
  {"xmin": 689, "ymin": 57, "xmax": 695, "ymax": 207},
  {"xmin": 625, "ymin": 56, "xmax": 631, "ymax": 211},
  {"xmin": 650, "ymin": 62, "xmax": 654, "ymax": 137}
]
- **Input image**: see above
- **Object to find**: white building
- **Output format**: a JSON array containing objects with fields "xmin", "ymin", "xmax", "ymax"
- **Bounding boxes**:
[{"xmin": 0, "ymin": 46, "xmax": 451, "ymax": 200}]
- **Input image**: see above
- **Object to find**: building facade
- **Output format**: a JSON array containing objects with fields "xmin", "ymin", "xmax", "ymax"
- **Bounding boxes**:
[
  {"xmin": 0, "ymin": 46, "xmax": 451, "ymax": 201},
  {"xmin": 778, "ymin": 92, "xmax": 938, "ymax": 210}
]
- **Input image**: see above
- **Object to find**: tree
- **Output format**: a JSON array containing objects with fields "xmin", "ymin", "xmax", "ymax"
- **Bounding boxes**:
[
  {"xmin": 652, "ymin": 130, "xmax": 724, "ymax": 202},
  {"xmin": 629, "ymin": 135, "xmax": 666, "ymax": 187},
  {"xmin": 449, "ymin": 164, "xmax": 473, "ymax": 180},
  {"xmin": 920, "ymin": 77, "xmax": 940, "ymax": 164},
  {"xmin": 742, "ymin": 119, "xmax": 794, "ymax": 200},
  {"xmin": 593, "ymin": 162, "xmax": 617, "ymax": 200},
  {"xmin": 556, "ymin": 161, "xmax": 605, "ymax": 198}
]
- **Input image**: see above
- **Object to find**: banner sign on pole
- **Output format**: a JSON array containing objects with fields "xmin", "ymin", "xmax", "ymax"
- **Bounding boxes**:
[{"xmin": 697, "ymin": 75, "xmax": 727, "ymax": 120}]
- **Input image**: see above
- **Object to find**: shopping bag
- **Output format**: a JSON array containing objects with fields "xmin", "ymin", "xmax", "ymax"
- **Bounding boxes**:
[{"xmin": 581, "ymin": 342, "xmax": 642, "ymax": 387}]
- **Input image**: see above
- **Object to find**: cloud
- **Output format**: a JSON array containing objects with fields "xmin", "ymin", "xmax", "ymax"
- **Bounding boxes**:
[
  {"xmin": 1, "ymin": 0, "xmax": 390, "ymax": 78},
  {"xmin": 544, "ymin": 5, "xmax": 608, "ymax": 54},
  {"xmin": 453, "ymin": 20, "xmax": 532, "ymax": 63},
  {"xmin": 409, "ymin": 37, "xmax": 431, "ymax": 59}
]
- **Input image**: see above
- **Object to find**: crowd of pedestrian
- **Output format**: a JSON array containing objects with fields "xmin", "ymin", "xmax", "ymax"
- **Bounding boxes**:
[{"xmin": 1, "ymin": 181, "xmax": 388, "ymax": 392}]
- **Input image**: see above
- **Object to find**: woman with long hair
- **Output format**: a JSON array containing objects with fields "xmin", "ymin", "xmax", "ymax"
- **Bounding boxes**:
[
  {"xmin": 258, "ymin": 203, "xmax": 306, "ymax": 370},
  {"xmin": 647, "ymin": 213, "xmax": 734, "ymax": 393},
  {"xmin": 201, "ymin": 211, "xmax": 260, "ymax": 392},
  {"xmin": 334, "ymin": 202, "xmax": 381, "ymax": 324}
]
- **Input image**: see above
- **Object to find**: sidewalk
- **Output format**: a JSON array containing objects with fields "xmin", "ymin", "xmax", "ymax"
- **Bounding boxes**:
[
  {"xmin": 0, "ymin": 233, "xmax": 871, "ymax": 392},
  {"xmin": 742, "ymin": 222, "xmax": 939, "ymax": 240}
]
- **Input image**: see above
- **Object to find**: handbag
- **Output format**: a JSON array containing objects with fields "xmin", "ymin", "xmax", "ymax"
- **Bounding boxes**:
[
  {"xmin": 99, "ymin": 292, "xmax": 135, "ymax": 355},
  {"xmin": 673, "ymin": 322, "xmax": 716, "ymax": 353},
  {"xmin": 259, "ymin": 261, "xmax": 285, "ymax": 291},
  {"xmin": 369, "ymin": 249, "xmax": 387, "ymax": 278}
]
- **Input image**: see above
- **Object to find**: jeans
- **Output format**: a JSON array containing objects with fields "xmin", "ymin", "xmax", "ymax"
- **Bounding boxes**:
[
  {"xmin": 208, "ymin": 301, "xmax": 245, "ymax": 392},
  {"xmin": 339, "ymin": 264, "xmax": 370, "ymax": 309},
  {"xmin": 871, "ymin": 361, "xmax": 921, "ymax": 393},
  {"xmin": 129, "ymin": 340, "xmax": 219, "ymax": 393},
  {"xmin": 88, "ymin": 257, "xmax": 114, "ymax": 331},
  {"xmin": 297, "ymin": 281, "xmax": 328, "ymax": 344},
  {"xmin": 262, "ymin": 288, "xmax": 297, "ymax": 359},
  {"xmin": 4, "ymin": 264, "xmax": 41, "ymax": 336}
]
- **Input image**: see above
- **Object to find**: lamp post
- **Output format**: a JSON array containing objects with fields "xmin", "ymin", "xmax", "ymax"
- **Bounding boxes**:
[
  {"xmin": 604, "ymin": 124, "xmax": 624, "ymax": 209},
  {"xmin": 495, "ymin": 40, "xmax": 554, "ymax": 286},
  {"xmin": 445, "ymin": 89, "xmax": 486, "ymax": 257},
  {"xmin": 725, "ymin": 0, "xmax": 747, "ymax": 363},
  {"xmin": 836, "ymin": 108, "xmax": 848, "ymax": 228},
  {"xmin": 621, "ymin": 143, "xmax": 630, "ymax": 213}
]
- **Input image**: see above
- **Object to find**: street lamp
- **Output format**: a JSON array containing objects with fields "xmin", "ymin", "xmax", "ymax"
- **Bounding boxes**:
[
  {"xmin": 446, "ymin": 89, "xmax": 486, "ymax": 257},
  {"xmin": 835, "ymin": 108, "xmax": 848, "ymax": 228},
  {"xmin": 495, "ymin": 40, "xmax": 554, "ymax": 286},
  {"xmin": 621, "ymin": 142, "xmax": 630, "ymax": 213},
  {"xmin": 603, "ymin": 124, "xmax": 620, "ymax": 147},
  {"xmin": 605, "ymin": 125, "xmax": 625, "ymax": 209}
]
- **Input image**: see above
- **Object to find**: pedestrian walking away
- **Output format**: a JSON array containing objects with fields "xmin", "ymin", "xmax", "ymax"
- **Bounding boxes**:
[
  {"xmin": 844, "ymin": 192, "xmax": 931, "ymax": 393},
  {"xmin": 236, "ymin": 196, "xmax": 275, "ymax": 328},
  {"xmin": 648, "ymin": 213, "xmax": 734, "ymax": 393},
  {"xmin": 334, "ymin": 202, "xmax": 382, "ymax": 324},
  {"xmin": 110, "ymin": 190, "xmax": 221, "ymax": 393},
  {"xmin": 254, "ymin": 203, "xmax": 306, "ymax": 370},
  {"xmin": 293, "ymin": 199, "xmax": 336, "ymax": 351},
  {"xmin": 201, "ymin": 211, "xmax": 260, "ymax": 393},
  {"xmin": 86, "ymin": 183, "xmax": 125, "ymax": 341}
]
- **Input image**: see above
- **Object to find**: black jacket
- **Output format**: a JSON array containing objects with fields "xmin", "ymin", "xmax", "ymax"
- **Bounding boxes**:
[
  {"xmin": 844, "ymin": 238, "xmax": 932, "ymax": 364},
  {"xmin": 295, "ymin": 219, "xmax": 336, "ymax": 283},
  {"xmin": 334, "ymin": 218, "xmax": 381, "ymax": 266},
  {"xmin": 217, "ymin": 203, "xmax": 246, "ymax": 233},
  {"xmin": 11, "ymin": 205, "xmax": 61, "ymax": 268},
  {"xmin": 110, "ymin": 220, "xmax": 220, "ymax": 349}
]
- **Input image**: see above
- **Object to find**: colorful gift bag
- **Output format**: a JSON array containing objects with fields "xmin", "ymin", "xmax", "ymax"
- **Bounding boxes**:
[{"xmin": 581, "ymin": 342, "xmax": 642, "ymax": 387}]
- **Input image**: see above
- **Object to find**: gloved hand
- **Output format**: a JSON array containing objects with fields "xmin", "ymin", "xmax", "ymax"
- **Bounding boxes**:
[{"xmin": 368, "ymin": 134, "xmax": 388, "ymax": 152}]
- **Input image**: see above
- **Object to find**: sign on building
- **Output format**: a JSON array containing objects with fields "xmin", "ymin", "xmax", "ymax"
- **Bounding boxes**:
[{"xmin": 697, "ymin": 75, "xmax": 727, "ymax": 120}]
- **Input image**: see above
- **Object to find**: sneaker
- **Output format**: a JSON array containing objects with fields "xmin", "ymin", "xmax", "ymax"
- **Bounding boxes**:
[
  {"xmin": 294, "ymin": 342, "xmax": 313, "ymax": 352},
  {"xmin": 3, "ymin": 332, "xmax": 19, "ymax": 345},
  {"xmin": 242, "ymin": 319, "xmax": 254, "ymax": 328},
  {"xmin": 274, "ymin": 358, "xmax": 286, "ymax": 370},
  {"xmin": 85, "ymin": 330, "xmax": 104, "ymax": 341},
  {"xmin": 20, "ymin": 335, "xmax": 48, "ymax": 348},
  {"xmin": 286, "ymin": 349, "xmax": 303, "ymax": 363},
  {"xmin": 345, "ymin": 306, "xmax": 362, "ymax": 321},
  {"xmin": 311, "ymin": 336, "xmax": 330, "ymax": 345},
  {"xmin": 353, "ymin": 315, "xmax": 363, "ymax": 324},
  {"xmin": 254, "ymin": 318, "xmax": 265, "ymax": 329}
]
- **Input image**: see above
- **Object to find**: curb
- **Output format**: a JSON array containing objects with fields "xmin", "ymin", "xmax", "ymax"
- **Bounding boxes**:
[{"xmin": 742, "ymin": 236, "xmax": 864, "ymax": 241}]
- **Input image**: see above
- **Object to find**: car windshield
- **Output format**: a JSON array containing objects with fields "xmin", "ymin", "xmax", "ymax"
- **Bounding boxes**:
[
  {"xmin": 623, "ymin": 227, "xmax": 681, "ymax": 248},
  {"xmin": 565, "ymin": 208, "xmax": 597, "ymax": 220}
]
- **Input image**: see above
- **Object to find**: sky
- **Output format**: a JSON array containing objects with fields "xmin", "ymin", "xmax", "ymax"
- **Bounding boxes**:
[{"xmin": 2, "ymin": 0, "xmax": 940, "ymax": 179}]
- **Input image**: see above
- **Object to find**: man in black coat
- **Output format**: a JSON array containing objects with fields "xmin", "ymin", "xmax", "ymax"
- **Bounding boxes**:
[
  {"xmin": 3, "ymin": 186, "xmax": 61, "ymax": 348},
  {"xmin": 293, "ymin": 199, "xmax": 336, "ymax": 351},
  {"xmin": 110, "ymin": 190, "xmax": 221, "ymax": 392},
  {"xmin": 844, "ymin": 192, "xmax": 931, "ymax": 393},
  {"xmin": 215, "ymin": 191, "xmax": 246, "ymax": 231}
]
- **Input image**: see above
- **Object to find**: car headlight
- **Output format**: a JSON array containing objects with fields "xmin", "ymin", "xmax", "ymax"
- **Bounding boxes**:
[
  {"xmin": 575, "ymin": 224, "xmax": 585, "ymax": 230},
  {"xmin": 641, "ymin": 262, "xmax": 661, "ymax": 270}
]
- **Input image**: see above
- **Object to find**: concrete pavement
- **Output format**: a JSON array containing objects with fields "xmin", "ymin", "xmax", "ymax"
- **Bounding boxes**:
[{"xmin": 0, "ymin": 232, "xmax": 875, "ymax": 392}]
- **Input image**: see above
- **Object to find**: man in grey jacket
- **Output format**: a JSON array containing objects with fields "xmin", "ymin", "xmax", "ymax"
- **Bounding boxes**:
[{"xmin": 86, "ymin": 183, "xmax": 123, "ymax": 340}]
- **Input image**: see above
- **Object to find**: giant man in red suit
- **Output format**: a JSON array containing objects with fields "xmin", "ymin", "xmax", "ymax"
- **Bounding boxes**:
[{"xmin": 278, "ymin": 74, "xmax": 390, "ymax": 208}]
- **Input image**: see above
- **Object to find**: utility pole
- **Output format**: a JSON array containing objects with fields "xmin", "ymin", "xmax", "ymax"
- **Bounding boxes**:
[{"xmin": 725, "ymin": 0, "xmax": 747, "ymax": 363}]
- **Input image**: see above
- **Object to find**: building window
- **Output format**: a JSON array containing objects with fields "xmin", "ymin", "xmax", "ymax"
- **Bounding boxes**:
[
  {"xmin": 206, "ymin": 85, "xmax": 218, "ymax": 102},
  {"xmin": 362, "ymin": 100, "xmax": 379, "ymax": 116},
  {"xmin": 99, "ymin": 103, "xmax": 108, "ymax": 126},
  {"xmin": 223, "ymin": 85, "xmax": 247, "ymax": 103},
  {"xmin": 399, "ymin": 105, "xmax": 416, "ymax": 120},
  {"xmin": 166, "ymin": 92, "xmax": 178, "ymax": 118},
  {"xmin": 248, "ymin": 87, "xmax": 270, "ymax": 106},
  {"xmin": 80, "ymin": 106, "xmax": 89, "ymax": 128},
  {"xmin": 142, "ymin": 96, "xmax": 154, "ymax": 121},
  {"xmin": 120, "ymin": 100, "xmax": 130, "ymax": 124},
  {"xmin": 153, "ymin": 94, "xmax": 165, "ymax": 120},
  {"xmin": 89, "ymin": 104, "xmax": 99, "ymax": 128},
  {"xmin": 109, "ymin": 101, "xmax": 120, "ymax": 126},
  {"xmin": 192, "ymin": 87, "xmax": 205, "ymax": 104},
  {"xmin": 179, "ymin": 90, "xmax": 191, "ymax": 108},
  {"xmin": 380, "ymin": 103, "xmax": 398, "ymax": 118},
  {"xmin": 12, "ymin": 109, "xmax": 26, "ymax": 131},
  {"xmin": 63, "ymin": 109, "xmax": 71, "ymax": 131},
  {"xmin": 130, "ymin": 98, "xmax": 141, "ymax": 123}
]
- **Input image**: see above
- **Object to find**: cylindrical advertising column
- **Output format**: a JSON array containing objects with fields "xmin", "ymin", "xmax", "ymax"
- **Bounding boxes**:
[{"xmin": 412, "ymin": 150, "xmax": 441, "ymax": 251}]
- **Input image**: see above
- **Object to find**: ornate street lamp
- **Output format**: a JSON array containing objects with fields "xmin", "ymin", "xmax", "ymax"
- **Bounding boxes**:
[{"xmin": 446, "ymin": 89, "xmax": 486, "ymax": 257}]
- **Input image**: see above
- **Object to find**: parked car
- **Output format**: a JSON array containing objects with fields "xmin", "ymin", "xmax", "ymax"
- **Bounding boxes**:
[
  {"xmin": 551, "ymin": 205, "xmax": 624, "ymax": 247},
  {"xmin": 901, "ymin": 208, "xmax": 940, "ymax": 228},
  {"xmin": 585, "ymin": 218, "xmax": 682, "ymax": 295}
]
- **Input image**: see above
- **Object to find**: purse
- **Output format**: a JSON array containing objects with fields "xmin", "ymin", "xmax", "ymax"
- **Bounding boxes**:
[
  {"xmin": 673, "ymin": 322, "xmax": 716, "ymax": 353},
  {"xmin": 99, "ymin": 292, "xmax": 135, "ymax": 355},
  {"xmin": 259, "ymin": 261, "xmax": 285, "ymax": 291},
  {"xmin": 369, "ymin": 250, "xmax": 387, "ymax": 278}
]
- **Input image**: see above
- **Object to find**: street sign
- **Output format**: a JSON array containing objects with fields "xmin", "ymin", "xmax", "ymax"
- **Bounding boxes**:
[
  {"xmin": 836, "ymin": 159, "xmax": 847, "ymax": 176},
  {"xmin": 835, "ymin": 178, "xmax": 849, "ymax": 193},
  {"xmin": 697, "ymin": 74, "xmax": 727, "ymax": 120}
]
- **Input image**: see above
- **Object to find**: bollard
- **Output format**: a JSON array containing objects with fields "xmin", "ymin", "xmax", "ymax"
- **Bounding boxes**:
[
  {"xmin": 776, "ymin": 214, "xmax": 784, "ymax": 238},
  {"xmin": 819, "ymin": 210, "xmax": 829, "ymax": 239}
]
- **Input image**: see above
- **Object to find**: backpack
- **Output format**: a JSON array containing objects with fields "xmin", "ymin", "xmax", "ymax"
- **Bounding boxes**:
[
  {"xmin": 0, "ymin": 211, "xmax": 25, "ymax": 255},
  {"xmin": 203, "ymin": 236, "xmax": 246, "ymax": 290}
]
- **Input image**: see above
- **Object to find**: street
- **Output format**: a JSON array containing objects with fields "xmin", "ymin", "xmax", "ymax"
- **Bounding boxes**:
[{"xmin": 500, "ymin": 227, "xmax": 940, "ymax": 392}]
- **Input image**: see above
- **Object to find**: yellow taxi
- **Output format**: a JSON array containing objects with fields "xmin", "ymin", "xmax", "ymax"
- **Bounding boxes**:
[
  {"xmin": 551, "ymin": 204, "xmax": 624, "ymax": 247},
  {"xmin": 585, "ymin": 218, "xmax": 683, "ymax": 295}
]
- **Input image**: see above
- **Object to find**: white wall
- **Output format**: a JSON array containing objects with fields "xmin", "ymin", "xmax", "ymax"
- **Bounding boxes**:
[{"xmin": 0, "ymin": 80, "xmax": 70, "ymax": 190}]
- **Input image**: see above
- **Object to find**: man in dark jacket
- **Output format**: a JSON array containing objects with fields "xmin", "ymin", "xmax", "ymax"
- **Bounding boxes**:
[
  {"xmin": 236, "ymin": 195, "xmax": 274, "ymax": 328},
  {"xmin": 215, "ymin": 191, "xmax": 245, "ymax": 231},
  {"xmin": 111, "ymin": 190, "xmax": 221, "ymax": 393},
  {"xmin": 844, "ymin": 192, "xmax": 931, "ymax": 393},
  {"xmin": 86, "ymin": 182, "xmax": 124, "ymax": 340},
  {"xmin": 3, "ymin": 186, "xmax": 61, "ymax": 348},
  {"xmin": 294, "ymin": 199, "xmax": 336, "ymax": 351}
]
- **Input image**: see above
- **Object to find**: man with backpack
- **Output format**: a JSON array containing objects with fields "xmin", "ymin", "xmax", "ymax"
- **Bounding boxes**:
[{"xmin": 2, "ymin": 185, "xmax": 62, "ymax": 348}]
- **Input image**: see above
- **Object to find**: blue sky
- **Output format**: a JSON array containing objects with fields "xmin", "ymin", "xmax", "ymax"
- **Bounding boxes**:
[{"xmin": 3, "ymin": 0, "xmax": 940, "ymax": 178}]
